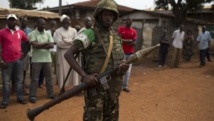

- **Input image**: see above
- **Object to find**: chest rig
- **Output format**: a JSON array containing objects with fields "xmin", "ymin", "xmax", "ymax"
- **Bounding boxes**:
[{"xmin": 82, "ymin": 27, "xmax": 124, "ymax": 74}]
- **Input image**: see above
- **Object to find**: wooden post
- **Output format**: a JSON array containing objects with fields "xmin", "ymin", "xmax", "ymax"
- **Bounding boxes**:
[{"xmin": 59, "ymin": 0, "xmax": 62, "ymax": 15}]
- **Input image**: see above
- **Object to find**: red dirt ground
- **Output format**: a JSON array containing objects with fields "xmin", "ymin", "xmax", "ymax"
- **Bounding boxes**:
[{"xmin": 0, "ymin": 55, "xmax": 214, "ymax": 121}]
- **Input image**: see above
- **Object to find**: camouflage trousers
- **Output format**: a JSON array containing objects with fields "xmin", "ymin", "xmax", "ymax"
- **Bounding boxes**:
[{"xmin": 83, "ymin": 86, "xmax": 120, "ymax": 121}]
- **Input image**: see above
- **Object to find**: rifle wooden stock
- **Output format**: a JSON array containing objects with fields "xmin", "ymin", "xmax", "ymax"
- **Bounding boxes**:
[
  {"xmin": 26, "ymin": 44, "xmax": 160, "ymax": 121},
  {"xmin": 26, "ymin": 68, "xmax": 118, "ymax": 121},
  {"xmin": 27, "ymin": 82, "xmax": 88, "ymax": 121}
]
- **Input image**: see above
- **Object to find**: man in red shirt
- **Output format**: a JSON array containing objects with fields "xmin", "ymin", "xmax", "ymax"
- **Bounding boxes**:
[
  {"xmin": 118, "ymin": 17, "xmax": 137, "ymax": 92},
  {"xmin": 0, "ymin": 14, "xmax": 29, "ymax": 109}
]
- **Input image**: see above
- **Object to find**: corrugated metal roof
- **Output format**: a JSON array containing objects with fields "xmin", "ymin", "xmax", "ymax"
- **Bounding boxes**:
[
  {"xmin": 0, "ymin": 8, "xmax": 60, "ymax": 19},
  {"xmin": 72, "ymin": 0, "xmax": 134, "ymax": 12},
  {"xmin": 45, "ymin": 0, "xmax": 134, "ymax": 12}
]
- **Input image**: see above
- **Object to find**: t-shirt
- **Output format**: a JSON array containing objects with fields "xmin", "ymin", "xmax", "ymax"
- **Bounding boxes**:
[
  {"xmin": 172, "ymin": 29, "xmax": 185, "ymax": 49},
  {"xmin": 47, "ymin": 30, "xmax": 57, "ymax": 52},
  {"xmin": 118, "ymin": 26, "xmax": 137, "ymax": 54},
  {"xmin": 0, "ymin": 28, "xmax": 28, "ymax": 62},
  {"xmin": 196, "ymin": 31, "xmax": 212, "ymax": 50},
  {"xmin": 21, "ymin": 27, "xmax": 32, "ymax": 54},
  {"xmin": 28, "ymin": 29, "xmax": 53, "ymax": 63}
]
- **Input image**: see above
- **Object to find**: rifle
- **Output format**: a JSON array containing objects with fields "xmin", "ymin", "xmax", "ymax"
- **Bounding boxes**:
[{"xmin": 26, "ymin": 44, "xmax": 160, "ymax": 121}]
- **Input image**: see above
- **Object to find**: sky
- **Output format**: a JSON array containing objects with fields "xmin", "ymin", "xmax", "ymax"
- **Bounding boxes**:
[{"xmin": 0, "ymin": 0, "xmax": 155, "ymax": 10}]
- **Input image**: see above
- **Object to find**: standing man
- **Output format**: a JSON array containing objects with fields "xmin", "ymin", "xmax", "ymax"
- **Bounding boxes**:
[
  {"xmin": 28, "ymin": 18, "xmax": 55, "ymax": 103},
  {"xmin": 158, "ymin": 29, "xmax": 170, "ymax": 67},
  {"xmin": 77, "ymin": 16, "xmax": 93, "ymax": 87},
  {"xmin": 171, "ymin": 25, "xmax": 185, "ymax": 68},
  {"xmin": 78, "ymin": 16, "xmax": 93, "ymax": 34},
  {"xmin": 48, "ymin": 20, "xmax": 57, "ymax": 83},
  {"xmin": 53, "ymin": 15, "xmax": 78, "ymax": 89},
  {"xmin": 0, "ymin": 14, "xmax": 28, "ymax": 109},
  {"xmin": 196, "ymin": 26, "xmax": 212, "ymax": 67},
  {"xmin": 64, "ymin": 0, "xmax": 129, "ymax": 120},
  {"xmin": 20, "ymin": 16, "xmax": 32, "ymax": 95},
  {"xmin": 118, "ymin": 17, "xmax": 137, "ymax": 92},
  {"xmin": 74, "ymin": 25, "xmax": 81, "ymax": 33}
]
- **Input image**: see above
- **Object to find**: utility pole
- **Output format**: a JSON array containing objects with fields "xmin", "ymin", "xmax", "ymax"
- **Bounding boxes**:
[{"xmin": 59, "ymin": 0, "xmax": 62, "ymax": 15}]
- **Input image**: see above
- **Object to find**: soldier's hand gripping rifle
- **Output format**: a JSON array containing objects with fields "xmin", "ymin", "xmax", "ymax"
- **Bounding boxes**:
[{"xmin": 26, "ymin": 44, "xmax": 160, "ymax": 121}]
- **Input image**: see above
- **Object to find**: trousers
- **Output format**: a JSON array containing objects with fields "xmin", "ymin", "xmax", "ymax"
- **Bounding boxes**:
[
  {"xmin": 1, "ymin": 59, "xmax": 24, "ymax": 104},
  {"xmin": 29, "ymin": 63, "xmax": 54, "ymax": 99}
]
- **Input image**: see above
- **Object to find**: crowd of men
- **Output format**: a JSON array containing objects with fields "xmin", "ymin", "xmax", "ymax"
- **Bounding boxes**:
[
  {"xmin": 0, "ymin": 2, "xmax": 212, "ymax": 121},
  {"xmin": 0, "ymin": 14, "xmax": 212, "ymax": 106},
  {"xmin": 0, "ymin": 0, "xmax": 131, "ymax": 120},
  {"xmin": 0, "ymin": 13, "xmax": 136, "ymax": 110},
  {"xmin": 158, "ymin": 24, "xmax": 212, "ymax": 69},
  {"xmin": 0, "ymin": 13, "xmax": 95, "ymax": 108}
]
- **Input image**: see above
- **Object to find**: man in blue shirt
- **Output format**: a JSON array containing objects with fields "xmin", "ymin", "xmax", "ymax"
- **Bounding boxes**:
[
  {"xmin": 196, "ymin": 26, "xmax": 212, "ymax": 67},
  {"xmin": 20, "ymin": 16, "xmax": 32, "ymax": 95}
]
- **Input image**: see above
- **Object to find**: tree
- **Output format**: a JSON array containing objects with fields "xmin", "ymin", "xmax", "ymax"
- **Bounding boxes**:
[
  {"xmin": 155, "ymin": 0, "xmax": 213, "ymax": 26},
  {"xmin": 8, "ymin": 0, "xmax": 44, "ymax": 10}
]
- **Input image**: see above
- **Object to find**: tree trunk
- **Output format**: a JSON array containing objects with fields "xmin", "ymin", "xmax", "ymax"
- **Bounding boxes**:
[{"xmin": 172, "ymin": 6, "xmax": 187, "ymax": 27}]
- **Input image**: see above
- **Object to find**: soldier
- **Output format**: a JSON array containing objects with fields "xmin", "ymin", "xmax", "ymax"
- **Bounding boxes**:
[{"xmin": 64, "ymin": 0, "xmax": 129, "ymax": 120}]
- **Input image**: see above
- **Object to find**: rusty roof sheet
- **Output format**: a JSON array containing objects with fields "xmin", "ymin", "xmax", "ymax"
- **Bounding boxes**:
[
  {"xmin": 72, "ymin": 0, "xmax": 134, "ymax": 12},
  {"xmin": 0, "ymin": 8, "xmax": 60, "ymax": 19},
  {"xmin": 46, "ymin": 0, "xmax": 135, "ymax": 12}
]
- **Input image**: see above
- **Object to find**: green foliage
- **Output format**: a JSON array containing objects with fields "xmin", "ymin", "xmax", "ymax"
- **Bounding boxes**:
[
  {"xmin": 155, "ymin": 0, "xmax": 213, "ymax": 26},
  {"xmin": 155, "ymin": 0, "xmax": 213, "ymax": 11},
  {"xmin": 8, "ymin": 0, "xmax": 44, "ymax": 9}
]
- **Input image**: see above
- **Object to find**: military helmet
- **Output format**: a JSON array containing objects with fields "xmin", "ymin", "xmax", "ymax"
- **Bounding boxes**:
[{"xmin": 93, "ymin": 0, "xmax": 119, "ymax": 21}]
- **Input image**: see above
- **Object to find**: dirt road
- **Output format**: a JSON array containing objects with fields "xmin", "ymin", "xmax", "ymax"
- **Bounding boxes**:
[{"xmin": 0, "ymin": 56, "xmax": 214, "ymax": 121}]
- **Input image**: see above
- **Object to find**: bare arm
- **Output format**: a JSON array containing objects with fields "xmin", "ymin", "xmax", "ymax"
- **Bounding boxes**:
[
  {"xmin": 44, "ymin": 43, "xmax": 54, "ymax": 49},
  {"xmin": 122, "ymin": 39, "xmax": 136, "ymax": 46},
  {"xmin": 119, "ymin": 28, "xmax": 137, "ymax": 46},
  {"xmin": 160, "ymin": 36, "xmax": 170, "ymax": 44},
  {"xmin": 64, "ymin": 44, "xmax": 98, "ymax": 87},
  {"xmin": 0, "ymin": 45, "xmax": 8, "ymax": 68},
  {"xmin": 20, "ymin": 41, "xmax": 31, "ymax": 60},
  {"xmin": 64, "ymin": 45, "xmax": 86, "ymax": 77},
  {"xmin": 54, "ymin": 31, "xmax": 73, "ymax": 49},
  {"xmin": 31, "ymin": 41, "xmax": 53, "ymax": 49}
]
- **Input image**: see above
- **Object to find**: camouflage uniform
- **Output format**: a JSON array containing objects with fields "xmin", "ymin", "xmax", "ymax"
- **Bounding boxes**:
[{"xmin": 73, "ymin": 0, "xmax": 124, "ymax": 120}]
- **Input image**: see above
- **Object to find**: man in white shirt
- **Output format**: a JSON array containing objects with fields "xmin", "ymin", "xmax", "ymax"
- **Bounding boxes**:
[
  {"xmin": 196, "ymin": 26, "xmax": 212, "ymax": 67},
  {"xmin": 171, "ymin": 25, "xmax": 185, "ymax": 68},
  {"xmin": 53, "ymin": 14, "xmax": 78, "ymax": 89}
]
